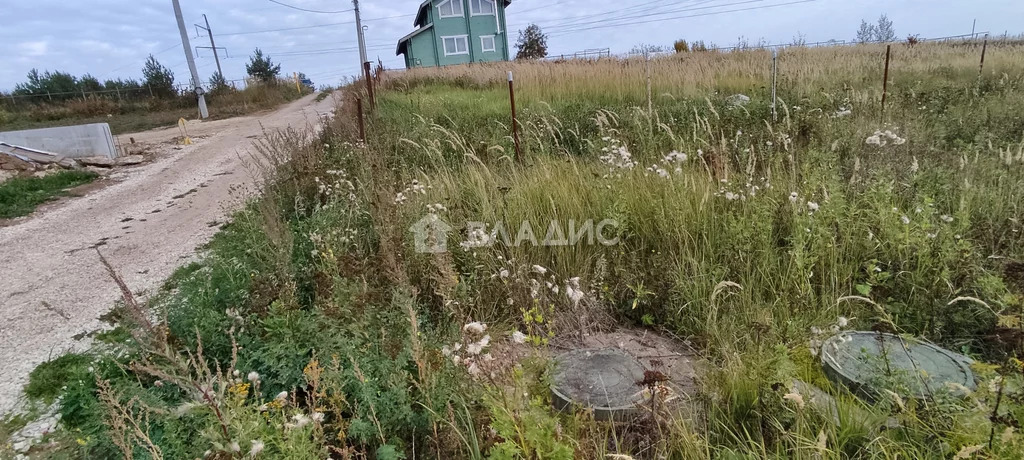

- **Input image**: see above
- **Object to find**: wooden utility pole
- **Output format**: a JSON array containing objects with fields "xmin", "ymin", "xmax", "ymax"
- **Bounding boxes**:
[{"xmin": 172, "ymin": 0, "xmax": 208, "ymax": 118}]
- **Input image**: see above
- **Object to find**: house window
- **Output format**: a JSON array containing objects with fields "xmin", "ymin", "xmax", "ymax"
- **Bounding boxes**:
[
  {"xmin": 469, "ymin": 0, "xmax": 495, "ymax": 15},
  {"xmin": 480, "ymin": 35, "xmax": 496, "ymax": 52},
  {"xmin": 437, "ymin": 0, "xmax": 463, "ymax": 18},
  {"xmin": 442, "ymin": 35, "xmax": 469, "ymax": 56}
]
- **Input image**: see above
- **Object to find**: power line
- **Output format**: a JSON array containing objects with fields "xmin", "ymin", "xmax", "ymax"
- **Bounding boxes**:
[
  {"xmin": 547, "ymin": 0, "xmax": 817, "ymax": 37},
  {"xmin": 267, "ymin": 0, "xmax": 353, "ymax": 14},
  {"xmin": 544, "ymin": 0, "xmax": 772, "ymax": 32},
  {"xmin": 217, "ymin": 13, "xmax": 413, "ymax": 37}
]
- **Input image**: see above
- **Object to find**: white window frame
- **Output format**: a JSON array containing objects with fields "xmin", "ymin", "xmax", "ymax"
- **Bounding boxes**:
[
  {"xmin": 441, "ymin": 35, "xmax": 470, "ymax": 56},
  {"xmin": 469, "ymin": 0, "xmax": 495, "ymax": 16},
  {"xmin": 437, "ymin": 0, "xmax": 464, "ymax": 18},
  {"xmin": 480, "ymin": 35, "xmax": 496, "ymax": 52}
]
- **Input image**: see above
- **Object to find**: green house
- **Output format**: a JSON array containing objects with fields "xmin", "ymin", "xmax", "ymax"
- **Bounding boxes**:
[{"xmin": 396, "ymin": 0, "xmax": 511, "ymax": 69}]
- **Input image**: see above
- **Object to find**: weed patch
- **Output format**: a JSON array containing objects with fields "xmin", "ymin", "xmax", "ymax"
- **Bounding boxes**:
[{"xmin": 0, "ymin": 170, "xmax": 97, "ymax": 218}]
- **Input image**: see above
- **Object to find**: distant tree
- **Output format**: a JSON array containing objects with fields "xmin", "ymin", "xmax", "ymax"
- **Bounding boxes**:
[
  {"xmin": 791, "ymin": 31, "xmax": 807, "ymax": 47},
  {"xmin": 875, "ymin": 14, "xmax": 896, "ymax": 42},
  {"xmin": 514, "ymin": 24, "xmax": 548, "ymax": 60},
  {"xmin": 246, "ymin": 48, "xmax": 282, "ymax": 84},
  {"xmin": 79, "ymin": 74, "xmax": 103, "ymax": 93},
  {"xmin": 142, "ymin": 55, "xmax": 176, "ymax": 98},
  {"xmin": 906, "ymin": 34, "xmax": 920, "ymax": 47},
  {"xmin": 691, "ymin": 40, "xmax": 710, "ymax": 52},
  {"xmin": 14, "ymin": 69, "xmax": 80, "ymax": 100},
  {"xmin": 630, "ymin": 43, "xmax": 666, "ymax": 56},
  {"xmin": 673, "ymin": 40, "xmax": 689, "ymax": 53},
  {"xmin": 209, "ymin": 71, "xmax": 228, "ymax": 90},
  {"xmin": 856, "ymin": 19, "xmax": 877, "ymax": 43}
]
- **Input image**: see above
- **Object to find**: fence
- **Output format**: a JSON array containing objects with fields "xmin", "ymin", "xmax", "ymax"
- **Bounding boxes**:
[{"xmin": 550, "ymin": 31, "xmax": 1013, "ymax": 61}]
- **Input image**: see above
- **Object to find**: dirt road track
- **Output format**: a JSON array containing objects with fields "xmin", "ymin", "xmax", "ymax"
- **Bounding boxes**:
[{"xmin": 0, "ymin": 93, "xmax": 338, "ymax": 413}]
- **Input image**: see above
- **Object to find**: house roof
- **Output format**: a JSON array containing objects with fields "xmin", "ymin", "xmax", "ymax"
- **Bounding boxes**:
[
  {"xmin": 395, "ymin": 23, "xmax": 434, "ymax": 56},
  {"xmin": 414, "ymin": 0, "xmax": 512, "ymax": 27}
]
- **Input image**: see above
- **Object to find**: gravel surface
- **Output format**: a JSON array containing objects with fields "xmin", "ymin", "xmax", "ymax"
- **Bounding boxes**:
[{"xmin": 0, "ymin": 93, "xmax": 338, "ymax": 414}]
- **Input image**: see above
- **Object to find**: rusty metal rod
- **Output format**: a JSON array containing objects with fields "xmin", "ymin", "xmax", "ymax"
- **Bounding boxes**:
[{"xmin": 508, "ymin": 71, "xmax": 522, "ymax": 164}]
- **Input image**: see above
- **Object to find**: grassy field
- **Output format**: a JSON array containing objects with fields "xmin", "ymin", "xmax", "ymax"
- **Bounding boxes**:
[
  {"xmin": 0, "ymin": 170, "xmax": 98, "ymax": 219},
  {"xmin": 9, "ymin": 42, "xmax": 1024, "ymax": 459},
  {"xmin": 0, "ymin": 83, "xmax": 311, "ymax": 135}
]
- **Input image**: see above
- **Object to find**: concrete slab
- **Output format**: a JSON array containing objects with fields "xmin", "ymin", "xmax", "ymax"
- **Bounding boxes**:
[{"xmin": 0, "ymin": 123, "xmax": 118, "ymax": 159}]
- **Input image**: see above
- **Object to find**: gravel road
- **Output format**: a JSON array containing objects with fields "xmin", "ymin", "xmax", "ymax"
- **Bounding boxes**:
[{"xmin": 0, "ymin": 93, "xmax": 337, "ymax": 414}]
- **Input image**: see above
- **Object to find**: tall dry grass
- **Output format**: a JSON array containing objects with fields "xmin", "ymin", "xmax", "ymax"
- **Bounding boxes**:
[{"xmin": 383, "ymin": 41, "xmax": 1024, "ymax": 101}]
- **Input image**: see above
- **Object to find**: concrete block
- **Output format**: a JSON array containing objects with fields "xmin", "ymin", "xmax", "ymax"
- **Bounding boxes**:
[{"xmin": 0, "ymin": 123, "xmax": 118, "ymax": 159}]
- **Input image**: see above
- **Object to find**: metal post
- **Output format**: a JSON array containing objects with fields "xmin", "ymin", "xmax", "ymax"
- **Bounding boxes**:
[
  {"xmin": 363, "ymin": 61, "xmax": 375, "ymax": 109},
  {"xmin": 172, "ymin": 0, "xmax": 208, "ymax": 118},
  {"xmin": 771, "ymin": 49, "xmax": 778, "ymax": 122},
  {"xmin": 203, "ymin": 14, "xmax": 224, "ymax": 81},
  {"xmin": 971, "ymin": 19, "xmax": 976, "ymax": 39},
  {"xmin": 508, "ymin": 71, "xmax": 522, "ymax": 164},
  {"xmin": 356, "ymin": 97, "xmax": 366, "ymax": 142},
  {"xmin": 880, "ymin": 44, "xmax": 891, "ymax": 124},
  {"xmin": 979, "ymin": 35, "xmax": 988, "ymax": 75}
]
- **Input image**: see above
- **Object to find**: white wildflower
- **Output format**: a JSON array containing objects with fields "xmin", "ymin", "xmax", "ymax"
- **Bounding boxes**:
[
  {"xmin": 499, "ymin": 269, "xmax": 510, "ymax": 279},
  {"xmin": 466, "ymin": 342, "xmax": 483, "ymax": 355},
  {"xmin": 275, "ymin": 391, "xmax": 288, "ymax": 401},
  {"xmin": 291, "ymin": 413, "xmax": 311, "ymax": 428},
  {"xmin": 312, "ymin": 412, "xmax": 325, "ymax": 423},
  {"xmin": 807, "ymin": 201, "xmax": 819, "ymax": 213},
  {"xmin": 511, "ymin": 330, "xmax": 527, "ymax": 344},
  {"xmin": 910, "ymin": 156, "xmax": 919, "ymax": 173},
  {"xmin": 532, "ymin": 265, "xmax": 548, "ymax": 275},
  {"xmin": 441, "ymin": 345, "xmax": 453, "ymax": 356},
  {"xmin": 810, "ymin": 326, "xmax": 822, "ymax": 335},
  {"xmin": 247, "ymin": 371, "xmax": 260, "ymax": 382},
  {"xmin": 724, "ymin": 191, "xmax": 738, "ymax": 201},
  {"xmin": 789, "ymin": 192, "xmax": 799, "ymax": 203},
  {"xmin": 230, "ymin": 440, "xmax": 241, "ymax": 452},
  {"xmin": 940, "ymin": 215, "xmax": 954, "ymax": 223},
  {"xmin": 467, "ymin": 361, "xmax": 482, "ymax": 377},
  {"xmin": 250, "ymin": 440, "xmax": 265, "ymax": 457},
  {"xmin": 837, "ymin": 316, "xmax": 849, "ymax": 328},
  {"xmin": 463, "ymin": 322, "xmax": 487, "ymax": 334},
  {"xmin": 901, "ymin": 215, "xmax": 911, "ymax": 225}
]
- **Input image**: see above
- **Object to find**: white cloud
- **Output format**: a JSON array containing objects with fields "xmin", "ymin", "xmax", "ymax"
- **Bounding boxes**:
[{"xmin": 18, "ymin": 41, "xmax": 49, "ymax": 57}]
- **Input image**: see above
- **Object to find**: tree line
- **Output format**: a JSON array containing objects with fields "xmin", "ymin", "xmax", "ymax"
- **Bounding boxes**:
[{"xmin": 5, "ymin": 48, "xmax": 288, "ymax": 103}]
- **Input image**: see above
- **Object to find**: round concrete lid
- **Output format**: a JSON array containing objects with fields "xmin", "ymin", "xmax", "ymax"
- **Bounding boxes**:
[
  {"xmin": 821, "ymin": 331, "xmax": 975, "ymax": 400},
  {"xmin": 551, "ymin": 348, "xmax": 647, "ymax": 420}
]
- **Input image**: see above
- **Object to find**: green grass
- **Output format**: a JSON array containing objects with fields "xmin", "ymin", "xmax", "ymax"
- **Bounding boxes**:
[
  {"xmin": 17, "ymin": 44, "xmax": 1024, "ymax": 459},
  {"xmin": 24, "ymin": 353, "xmax": 93, "ymax": 405},
  {"xmin": 0, "ymin": 170, "xmax": 98, "ymax": 218}
]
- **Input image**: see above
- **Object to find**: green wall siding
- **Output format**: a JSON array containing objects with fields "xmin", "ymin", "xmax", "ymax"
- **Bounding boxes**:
[{"xmin": 400, "ymin": 0, "xmax": 510, "ymax": 69}]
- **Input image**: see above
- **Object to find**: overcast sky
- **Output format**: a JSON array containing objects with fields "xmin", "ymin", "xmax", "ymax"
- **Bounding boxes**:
[{"xmin": 2, "ymin": 0, "xmax": 1021, "ymax": 92}]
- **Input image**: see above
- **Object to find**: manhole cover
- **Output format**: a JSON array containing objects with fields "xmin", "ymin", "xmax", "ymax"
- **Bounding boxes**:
[
  {"xmin": 551, "ymin": 348, "xmax": 647, "ymax": 420},
  {"xmin": 821, "ymin": 331, "xmax": 975, "ymax": 400}
]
